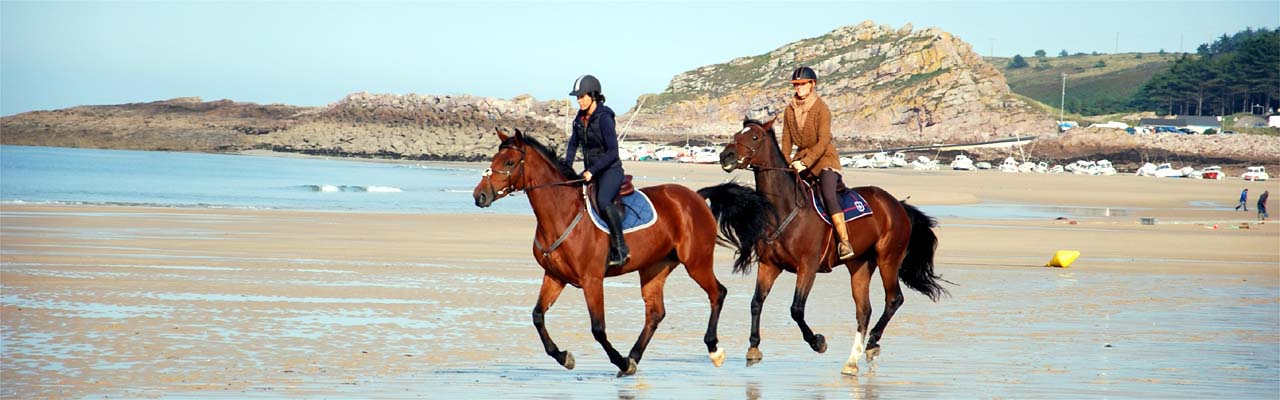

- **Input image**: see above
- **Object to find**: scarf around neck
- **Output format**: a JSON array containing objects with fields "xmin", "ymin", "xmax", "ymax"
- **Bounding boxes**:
[{"xmin": 790, "ymin": 92, "xmax": 818, "ymax": 131}]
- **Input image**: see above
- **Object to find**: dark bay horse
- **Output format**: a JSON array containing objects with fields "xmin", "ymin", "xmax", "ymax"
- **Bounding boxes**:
[
  {"xmin": 698, "ymin": 118, "xmax": 949, "ymax": 375},
  {"xmin": 472, "ymin": 128, "xmax": 727, "ymax": 377}
]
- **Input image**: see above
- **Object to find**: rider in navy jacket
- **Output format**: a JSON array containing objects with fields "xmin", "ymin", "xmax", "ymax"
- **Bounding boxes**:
[{"xmin": 564, "ymin": 74, "xmax": 629, "ymax": 268}]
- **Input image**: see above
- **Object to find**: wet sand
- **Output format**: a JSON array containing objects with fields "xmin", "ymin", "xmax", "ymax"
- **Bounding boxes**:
[{"xmin": 2, "ymin": 162, "xmax": 1278, "ymax": 398}]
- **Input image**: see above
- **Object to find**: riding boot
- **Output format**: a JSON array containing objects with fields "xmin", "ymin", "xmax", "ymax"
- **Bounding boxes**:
[
  {"xmin": 831, "ymin": 212, "xmax": 855, "ymax": 260},
  {"xmin": 604, "ymin": 206, "xmax": 631, "ymax": 268}
]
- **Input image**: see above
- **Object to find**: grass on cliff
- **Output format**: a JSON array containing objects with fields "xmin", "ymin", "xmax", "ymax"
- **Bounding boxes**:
[{"xmin": 986, "ymin": 52, "xmax": 1174, "ymax": 116}]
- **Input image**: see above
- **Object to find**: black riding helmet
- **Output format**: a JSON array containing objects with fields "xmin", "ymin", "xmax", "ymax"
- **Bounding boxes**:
[
  {"xmin": 569, "ymin": 75, "xmax": 602, "ymax": 96},
  {"xmin": 790, "ymin": 66, "xmax": 817, "ymax": 84}
]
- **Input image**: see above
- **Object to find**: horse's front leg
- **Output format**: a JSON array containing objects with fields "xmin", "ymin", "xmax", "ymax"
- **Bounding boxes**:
[
  {"xmin": 582, "ymin": 276, "xmax": 635, "ymax": 377},
  {"xmin": 532, "ymin": 274, "xmax": 574, "ymax": 369},
  {"xmin": 626, "ymin": 264, "xmax": 675, "ymax": 366},
  {"xmin": 790, "ymin": 260, "xmax": 827, "ymax": 354},
  {"xmin": 746, "ymin": 261, "xmax": 783, "ymax": 366}
]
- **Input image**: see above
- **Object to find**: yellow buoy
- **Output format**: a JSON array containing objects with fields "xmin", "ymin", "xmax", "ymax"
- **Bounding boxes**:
[{"xmin": 1046, "ymin": 250, "xmax": 1080, "ymax": 268}]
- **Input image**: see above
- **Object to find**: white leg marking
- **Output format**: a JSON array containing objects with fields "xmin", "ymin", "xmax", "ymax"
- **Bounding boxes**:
[{"xmin": 846, "ymin": 331, "xmax": 865, "ymax": 365}]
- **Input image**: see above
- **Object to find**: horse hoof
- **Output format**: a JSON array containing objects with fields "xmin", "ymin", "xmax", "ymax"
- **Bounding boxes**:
[
  {"xmin": 745, "ymin": 347, "xmax": 763, "ymax": 363},
  {"xmin": 810, "ymin": 334, "xmax": 828, "ymax": 353},
  {"xmin": 558, "ymin": 351, "xmax": 575, "ymax": 370},
  {"xmin": 841, "ymin": 362, "xmax": 859, "ymax": 376},
  {"xmin": 709, "ymin": 348, "xmax": 726, "ymax": 368},
  {"xmin": 616, "ymin": 358, "xmax": 637, "ymax": 377},
  {"xmin": 865, "ymin": 346, "xmax": 881, "ymax": 362}
]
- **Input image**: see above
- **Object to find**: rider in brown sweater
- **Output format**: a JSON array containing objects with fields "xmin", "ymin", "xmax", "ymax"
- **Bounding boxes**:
[{"xmin": 781, "ymin": 66, "xmax": 855, "ymax": 260}]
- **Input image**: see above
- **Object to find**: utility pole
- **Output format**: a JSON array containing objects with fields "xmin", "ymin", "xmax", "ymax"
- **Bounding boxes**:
[
  {"xmin": 988, "ymin": 38, "xmax": 996, "ymax": 60},
  {"xmin": 1115, "ymin": 32, "xmax": 1119, "ymax": 54},
  {"xmin": 1060, "ymin": 73, "xmax": 1067, "ymax": 125}
]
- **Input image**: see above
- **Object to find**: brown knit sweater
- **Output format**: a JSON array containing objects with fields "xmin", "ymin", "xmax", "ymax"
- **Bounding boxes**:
[{"xmin": 782, "ymin": 95, "xmax": 840, "ymax": 174}]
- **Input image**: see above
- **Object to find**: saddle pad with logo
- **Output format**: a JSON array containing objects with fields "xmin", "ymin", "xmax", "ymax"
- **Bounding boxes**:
[
  {"xmin": 808, "ymin": 184, "xmax": 874, "ymax": 225},
  {"xmin": 588, "ymin": 189, "xmax": 658, "ymax": 233}
]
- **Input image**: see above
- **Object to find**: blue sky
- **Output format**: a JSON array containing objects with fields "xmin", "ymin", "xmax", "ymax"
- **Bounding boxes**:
[{"xmin": 3, "ymin": 1, "xmax": 1277, "ymax": 116}]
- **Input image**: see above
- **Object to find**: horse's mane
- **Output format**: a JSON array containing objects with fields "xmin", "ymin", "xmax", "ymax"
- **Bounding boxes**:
[{"xmin": 501, "ymin": 134, "xmax": 581, "ymax": 180}]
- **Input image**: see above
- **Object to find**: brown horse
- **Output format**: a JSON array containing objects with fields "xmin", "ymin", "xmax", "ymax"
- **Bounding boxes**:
[
  {"xmin": 472, "ymin": 128, "xmax": 727, "ymax": 377},
  {"xmin": 698, "ymin": 118, "xmax": 948, "ymax": 375}
]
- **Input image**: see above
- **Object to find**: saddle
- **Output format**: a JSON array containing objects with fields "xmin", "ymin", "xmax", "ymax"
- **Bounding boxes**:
[
  {"xmin": 619, "ymin": 175, "xmax": 635, "ymax": 196},
  {"xmin": 587, "ymin": 175, "xmax": 634, "ymax": 207}
]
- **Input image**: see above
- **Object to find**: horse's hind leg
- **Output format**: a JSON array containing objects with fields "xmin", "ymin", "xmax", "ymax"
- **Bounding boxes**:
[
  {"xmin": 842, "ymin": 260, "xmax": 874, "ymax": 376},
  {"xmin": 582, "ymin": 276, "xmax": 635, "ymax": 377},
  {"xmin": 532, "ymin": 274, "xmax": 574, "ymax": 369},
  {"xmin": 681, "ymin": 250, "xmax": 727, "ymax": 367},
  {"xmin": 747, "ymin": 261, "xmax": 783, "ymax": 366},
  {"xmin": 627, "ymin": 263, "xmax": 675, "ymax": 366},
  {"xmin": 865, "ymin": 249, "xmax": 908, "ymax": 364}
]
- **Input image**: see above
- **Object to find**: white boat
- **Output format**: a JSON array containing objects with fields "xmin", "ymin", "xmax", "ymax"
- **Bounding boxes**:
[
  {"xmin": 975, "ymin": 162, "xmax": 992, "ymax": 170},
  {"xmin": 619, "ymin": 147, "xmax": 634, "ymax": 161},
  {"xmin": 653, "ymin": 147, "xmax": 678, "ymax": 161},
  {"xmin": 870, "ymin": 152, "xmax": 892, "ymax": 168},
  {"xmin": 1096, "ymin": 160, "xmax": 1117, "ymax": 176},
  {"xmin": 1153, "ymin": 163, "xmax": 1185, "ymax": 178},
  {"xmin": 890, "ymin": 152, "xmax": 909, "ymax": 168},
  {"xmin": 998, "ymin": 157, "xmax": 1020, "ymax": 173},
  {"xmin": 1035, "ymin": 161, "xmax": 1049, "ymax": 173},
  {"xmin": 1016, "ymin": 161, "xmax": 1034, "ymax": 173},
  {"xmin": 1242, "ymin": 166, "xmax": 1270, "ymax": 181},
  {"xmin": 840, "ymin": 156, "xmax": 856, "ymax": 167},
  {"xmin": 631, "ymin": 145, "xmax": 653, "ymax": 161},
  {"xmin": 1136, "ymin": 162, "xmax": 1158, "ymax": 176},
  {"xmin": 1069, "ymin": 160, "xmax": 1098, "ymax": 175},
  {"xmin": 1197, "ymin": 166, "xmax": 1224, "ymax": 180},
  {"xmin": 1048, "ymin": 164, "xmax": 1065, "ymax": 174},
  {"xmin": 692, "ymin": 147, "xmax": 720, "ymax": 164},
  {"xmin": 852, "ymin": 156, "xmax": 874, "ymax": 169},
  {"xmin": 951, "ymin": 155, "xmax": 976, "ymax": 171},
  {"xmin": 912, "ymin": 156, "xmax": 939, "ymax": 170}
]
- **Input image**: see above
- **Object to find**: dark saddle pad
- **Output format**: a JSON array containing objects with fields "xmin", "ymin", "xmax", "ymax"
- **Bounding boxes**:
[{"xmin": 803, "ymin": 181, "xmax": 874, "ymax": 225}]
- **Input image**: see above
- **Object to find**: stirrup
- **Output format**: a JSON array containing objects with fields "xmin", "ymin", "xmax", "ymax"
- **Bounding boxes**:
[
  {"xmin": 837, "ymin": 242, "xmax": 855, "ymax": 260},
  {"xmin": 607, "ymin": 252, "xmax": 630, "ymax": 267}
]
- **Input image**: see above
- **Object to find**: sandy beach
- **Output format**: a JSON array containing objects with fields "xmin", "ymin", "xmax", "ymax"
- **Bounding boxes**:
[{"xmin": 2, "ymin": 160, "xmax": 1278, "ymax": 398}]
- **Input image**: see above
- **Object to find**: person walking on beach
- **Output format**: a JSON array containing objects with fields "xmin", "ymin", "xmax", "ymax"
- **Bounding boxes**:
[
  {"xmin": 1258, "ymin": 190, "xmax": 1270, "ymax": 221},
  {"xmin": 780, "ymin": 66, "xmax": 854, "ymax": 260},
  {"xmin": 1235, "ymin": 188, "xmax": 1249, "ymax": 211},
  {"xmin": 563, "ymin": 74, "xmax": 629, "ymax": 268}
]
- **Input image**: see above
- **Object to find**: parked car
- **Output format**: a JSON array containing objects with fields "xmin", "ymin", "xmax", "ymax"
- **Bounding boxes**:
[
  {"xmin": 1177, "ymin": 128, "xmax": 1196, "ymax": 135},
  {"xmin": 1222, "ymin": 130, "xmax": 1238, "ymax": 135}
]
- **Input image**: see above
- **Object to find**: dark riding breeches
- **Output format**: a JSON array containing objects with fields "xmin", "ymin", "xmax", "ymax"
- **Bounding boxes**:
[
  {"xmin": 594, "ymin": 167, "xmax": 625, "ymax": 215},
  {"xmin": 819, "ymin": 169, "xmax": 847, "ymax": 216}
]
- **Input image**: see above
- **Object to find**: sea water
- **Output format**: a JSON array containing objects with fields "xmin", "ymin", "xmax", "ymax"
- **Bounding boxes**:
[{"xmin": 0, "ymin": 145, "xmax": 529, "ymax": 214}]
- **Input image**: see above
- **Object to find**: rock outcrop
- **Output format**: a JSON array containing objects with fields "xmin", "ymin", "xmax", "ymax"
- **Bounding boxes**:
[
  {"xmin": 625, "ymin": 21, "xmax": 1052, "ymax": 147},
  {"xmin": 259, "ymin": 93, "xmax": 574, "ymax": 161},
  {"xmin": 2, "ymin": 94, "xmax": 575, "ymax": 161}
]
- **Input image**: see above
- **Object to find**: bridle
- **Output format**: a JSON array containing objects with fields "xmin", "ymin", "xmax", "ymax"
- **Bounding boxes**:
[
  {"xmin": 481, "ymin": 143, "xmax": 584, "ymax": 199},
  {"xmin": 481, "ymin": 141, "xmax": 588, "ymax": 259},
  {"xmin": 730, "ymin": 122, "xmax": 808, "ymax": 244}
]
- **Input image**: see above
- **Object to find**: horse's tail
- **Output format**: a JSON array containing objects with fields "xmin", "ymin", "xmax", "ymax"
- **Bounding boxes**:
[
  {"xmin": 899, "ymin": 201, "xmax": 950, "ymax": 301},
  {"xmin": 697, "ymin": 182, "xmax": 774, "ymax": 275}
]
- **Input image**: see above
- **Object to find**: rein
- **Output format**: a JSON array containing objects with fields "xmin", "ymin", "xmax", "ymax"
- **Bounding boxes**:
[{"xmin": 484, "ymin": 144, "xmax": 590, "ymax": 259}]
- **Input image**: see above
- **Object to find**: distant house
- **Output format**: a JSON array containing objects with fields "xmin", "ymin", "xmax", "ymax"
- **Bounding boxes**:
[{"xmin": 1138, "ymin": 116, "xmax": 1221, "ymax": 133}]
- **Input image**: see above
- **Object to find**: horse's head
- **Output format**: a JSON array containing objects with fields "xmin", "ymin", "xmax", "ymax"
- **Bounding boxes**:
[
  {"xmin": 472, "ymin": 128, "xmax": 530, "ymax": 208},
  {"xmin": 719, "ymin": 116, "xmax": 777, "ymax": 173}
]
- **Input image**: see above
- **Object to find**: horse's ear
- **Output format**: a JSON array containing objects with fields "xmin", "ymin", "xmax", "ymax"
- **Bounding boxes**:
[
  {"xmin": 763, "ymin": 116, "xmax": 778, "ymax": 131},
  {"xmin": 741, "ymin": 115, "xmax": 750, "ymax": 128},
  {"xmin": 495, "ymin": 127, "xmax": 510, "ymax": 142},
  {"xmin": 513, "ymin": 128, "xmax": 525, "ymax": 141}
]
